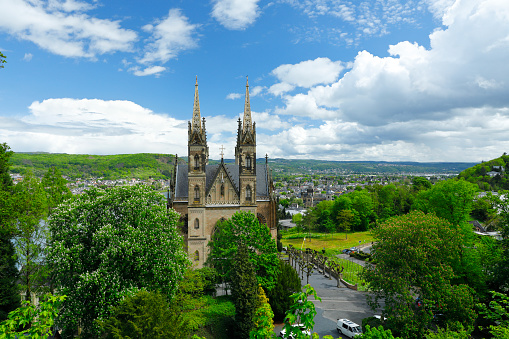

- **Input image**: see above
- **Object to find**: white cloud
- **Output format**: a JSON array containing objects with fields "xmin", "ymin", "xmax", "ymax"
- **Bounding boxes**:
[
  {"xmin": 139, "ymin": 9, "xmax": 199, "ymax": 65},
  {"xmin": 269, "ymin": 82, "xmax": 295, "ymax": 96},
  {"xmin": 251, "ymin": 86, "xmax": 264, "ymax": 97},
  {"xmin": 272, "ymin": 0, "xmax": 509, "ymax": 126},
  {"xmin": 23, "ymin": 53, "xmax": 33, "ymax": 61},
  {"xmin": 130, "ymin": 65, "xmax": 166, "ymax": 77},
  {"xmin": 0, "ymin": 98, "xmax": 188, "ymax": 155},
  {"xmin": 226, "ymin": 93, "xmax": 241, "ymax": 100},
  {"xmin": 211, "ymin": 0, "xmax": 261, "ymax": 30},
  {"xmin": 0, "ymin": 0, "xmax": 137, "ymax": 58},
  {"xmin": 271, "ymin": 57, "xmax": 343, "ymax": 88}
]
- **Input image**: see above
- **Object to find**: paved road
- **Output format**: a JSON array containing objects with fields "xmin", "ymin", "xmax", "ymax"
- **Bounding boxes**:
[{"xmin": 274, "ymin": 259, "xmax": 383, "ymax": 338}]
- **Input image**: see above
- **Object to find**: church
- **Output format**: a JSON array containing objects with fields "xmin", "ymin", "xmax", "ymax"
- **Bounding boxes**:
[{"xmin": 169, "ymin": 77, "xmax": 277, "ymax": 268}]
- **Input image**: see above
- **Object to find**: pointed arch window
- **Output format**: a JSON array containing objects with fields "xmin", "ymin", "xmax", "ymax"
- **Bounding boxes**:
[
  {"xmin": 220, "ymin": 183, "xmax": 225, "ymax": 196},
  {"xmin": 194, "ymin": 154, "xmax": 200, "ymax": 170},
  {"xmin": 246, "ymin": 155, "xmax": 252, "ymax": 170},
  {"xmin": 194, "ymin": 218, "xmax": 199, "ymax": 229},
  {"xmin": 246, "ymin": 185, "xmax": 252, "ymax": 202},
  {"xmin": 194, "ymin": 185, "xmax": 200, "ymax": 203},
  {"xmin": 194, "ymin": 250, "xmax": 200, "ymax": 262}
]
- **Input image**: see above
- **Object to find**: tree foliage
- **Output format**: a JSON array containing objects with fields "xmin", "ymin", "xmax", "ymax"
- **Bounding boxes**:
[
  {"xmin": 47, "ymin": 185, "xmax": 189, "ymax": 337},
  {"xmin": 0, "ymin": 51, "xmax": 5, "ymax": 69},
  {"xmin": 0, "ymin": 235, "xmax": 19, "ymax": 322},
  {"xmin": 98, "ymin": 290, "xmax": 187, "ymax": 339},
  {"xmin": 250, "ymin": 284, "xmax": 275, "ymax": 339},
  {"xmin": 0, "ymin": 294, "xmax": 65, "ymax": 339},
  {"xmin": 231, "ymin": 243, "xmax": 259, "ymax": 339},
  {"xmin": 12, "ymin": 171, "xmax": 48, "ymax": 301},
  {"xmin": 207, "ymin": 211, "xmax": 279, "ymax": 292},
  {"xmin": 362, "ymin": 211, "xmax": 476, "ymax": 338},
  {"xmin": 282, "ymin": 284, "xmax": 321, "ymax": 339},
  {"xmin": 266, "ymin": 259, "xmax": 301, "ymax": 321}
]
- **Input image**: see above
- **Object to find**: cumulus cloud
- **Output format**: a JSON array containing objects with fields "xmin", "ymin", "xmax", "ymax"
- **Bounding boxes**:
[
  {"xmin": 139, "ymin": 9, "xmax": 199, "ymax": 65},
  {"xmin": 260, "ymin": 0, "xmax": 509, "ymax": 161},
  {"xmin": 271, "ymin": 57, "xmax": 343, "ymax": 88},
  {"xmin": 0, "ymin": 98, "xmax": 188, "ymax": 155},
  {"xmin": 0, "ymin": 0, "xmax": 137, "ymax": 58},
  {"xmin": 211, "ymin": 0, "xmax": 261, "ymax": 30}
]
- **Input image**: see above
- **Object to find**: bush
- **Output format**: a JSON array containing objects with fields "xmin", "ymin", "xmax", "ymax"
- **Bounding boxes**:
[{"xmin": 197, "ymin": 267, "xmax": 218, "ymax": 296}]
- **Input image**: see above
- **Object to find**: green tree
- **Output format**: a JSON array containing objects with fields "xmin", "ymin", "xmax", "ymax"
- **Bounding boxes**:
[
  {"xmin": 0, "ymin": 143, "xmax": 19, "ymax": 320},
  {"xmin": 250, "ymin": 284, "xmax": 275, "ymax": 339},
  {"xmin": 266, "ymin": 259, "xmax": 302, "ymax": 321},
  {"xmin": 12, "ymin": 172, "xmax": 48, "ymax": 302},
  {"xmin": 207, "ymin": 211, "xmax": 279, "ymax": 292},
  {"xmin": 412, "ymin": 177, "xmax": 432, "ymax": 191},
  {"xmin": 478, "ymin": 291, "xmax": 509, "ymax": 338},
  {"xmin": 99, "ymin": 290, "xmax": 188, "ymax": 339},
  {"xmin": 351, "ymin": 190, "xmax": 375, "ymax": 231},
  {"xmin": 0, "ymin": 235, "xmax": 19, "ymax": 322},
  {"xmin": 41, "ymin": 167, "xmax": 72, "ymax": 214},
  {"xmin": 363, "ymin": 325, "xmax": 400, "ymax": 339},
  {"xmin": 0, "ymin": 143, "xmax": 13, "ymax": 191},
  {"xmin": 361, "ymin": 211, "xmax": 476, "ymax": 338},
  {"xmin": 336, "ymin": 209, "xmax": 353, "ymax": 239},
  {"xmin": 231, "ymin": 243, "xmax": 259, "ymax": 339},
  {"xmin": 0, "ymin": 294, "xmax": 65, "ymax": 339},
  {"xmin": 283, "ymin": 284, "xmax": 320, "ymax": 339},
  {"xmin": 47, "ymin": 185, "xmax": 189, "ymax": 338}
]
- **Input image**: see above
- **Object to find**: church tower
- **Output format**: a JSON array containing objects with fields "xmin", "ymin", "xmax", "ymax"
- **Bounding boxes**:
[
  {"xmin": 188, "ymin": 77, "xmax": 208, "ymax": 239},
  {"xmin": 235, "ymin": 77, "xmax": 257, "ymax": 209}
]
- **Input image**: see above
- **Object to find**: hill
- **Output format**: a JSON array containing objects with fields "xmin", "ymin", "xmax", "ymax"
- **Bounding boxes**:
[
  {"xmin": 10, "ymin": 153, "xmax": 175, "ymax": 180},
  {"xmin": 458, "ymin": 154, "xmax": 509, "ymax": 191},
  {"xmin": 9, "ymin": 153, "xmax": 478, "ymax": 181}
]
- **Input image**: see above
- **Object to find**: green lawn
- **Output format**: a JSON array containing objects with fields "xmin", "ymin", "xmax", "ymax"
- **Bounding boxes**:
[
  {"xmin": 281, "ymin": 230, "xmax": 374, "ymax": 256},
  {"xmin": 281, "ymin": 231, "xmax": 372, "ymax": 291}
]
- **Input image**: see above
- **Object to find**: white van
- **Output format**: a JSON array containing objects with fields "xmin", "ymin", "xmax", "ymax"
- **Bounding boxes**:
[{"xmin": 336, "ymin": 318, "xmax": 362, "ymax": 338}]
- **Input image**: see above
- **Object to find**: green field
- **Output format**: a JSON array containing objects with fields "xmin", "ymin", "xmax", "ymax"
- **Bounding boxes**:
[
  {"xmin": 281, "ymin": 231, "xmax": 372, "ymax": 290},
  {"xmin": 281, "ymin": 230, "xmax": 373, "ymax": 256}
]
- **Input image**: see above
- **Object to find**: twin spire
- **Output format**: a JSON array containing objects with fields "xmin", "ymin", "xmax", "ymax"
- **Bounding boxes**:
[{"xmin": 192, "ymin": 76, "xmax": 252, "ymax": 134}]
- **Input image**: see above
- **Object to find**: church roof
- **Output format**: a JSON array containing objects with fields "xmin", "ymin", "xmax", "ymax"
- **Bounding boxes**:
[{"xmin": 174, "ymin": 163, "xmax": 270, "ymax": 199}]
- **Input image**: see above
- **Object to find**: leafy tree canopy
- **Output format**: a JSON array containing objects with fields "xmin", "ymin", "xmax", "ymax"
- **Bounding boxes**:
[
  {"xmin": 207, "ymin": 211, "xmax": 279, "ymax": 292},
  {"xmin": 47, "ymin": 185, "xmax": 189, "ymax": 337},
  {"xmin": 362, "ymin": 211, "xmax": 476, "ymax": 338}
]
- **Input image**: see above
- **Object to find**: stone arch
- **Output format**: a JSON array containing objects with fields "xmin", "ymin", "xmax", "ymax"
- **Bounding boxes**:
[
  {"xmin": 194, "ymin": 250, "xmax": 200, "ymax": 262},
  {"xmin": 194, "ymin": 154, "xmax": 200, "ymax": 169},
  {"xmin": 257, "ymin": 213, "xmax": 267, "ymax": 225},
  {"xmin": 194, "ymin": 218, "xmax": 199, "ymax": 229}
]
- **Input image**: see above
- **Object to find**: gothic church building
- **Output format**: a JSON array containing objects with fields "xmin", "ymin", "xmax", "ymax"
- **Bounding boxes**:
[{"xmin": 169, "ymin": 78, "xmax": 277, "ymax": 267}]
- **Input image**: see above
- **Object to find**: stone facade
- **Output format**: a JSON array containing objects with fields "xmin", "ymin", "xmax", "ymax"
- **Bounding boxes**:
[{"xmin": 169, "ymin": 77, "xmax": 277, "ymax": 267}]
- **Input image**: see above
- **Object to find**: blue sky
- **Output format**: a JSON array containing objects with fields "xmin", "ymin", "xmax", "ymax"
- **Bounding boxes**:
[{"xmin": 0, "ymin": 0, "xmax": 508, "ymax": 162}]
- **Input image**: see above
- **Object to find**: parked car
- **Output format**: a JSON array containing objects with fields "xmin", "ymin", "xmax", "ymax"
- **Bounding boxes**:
[
  {"xmin": 278, "ymin": 324, "xmax": 311, "ymax": 338},
  {"xmin": 342, "ymin": 249, "xmax": 351, "ymax": 254},
  {"xmin": 337, "ymin": 318, "xmax": 362, "ymax": 338}
]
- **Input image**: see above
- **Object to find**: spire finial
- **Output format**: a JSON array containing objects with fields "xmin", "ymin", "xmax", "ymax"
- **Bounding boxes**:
[
  {"xmin": 243, "ymin": 76, "xmax": 252, "ymax": 132},
  {"xmin": 192, "ymin": 76, "xmax": 201, "ymax": 132}
]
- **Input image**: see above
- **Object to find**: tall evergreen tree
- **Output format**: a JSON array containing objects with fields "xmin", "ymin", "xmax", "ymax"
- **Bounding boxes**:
[
  {"xmin": 231, "ymin": 243, "xmax": 259, "ymax": 339},
  {"xmin": 0, "ymin": 234, "xmax": 20, "ymax": 321},
  {"xmin": 0, "ymin": 142, "xmax": 19, "ymax": 320}
]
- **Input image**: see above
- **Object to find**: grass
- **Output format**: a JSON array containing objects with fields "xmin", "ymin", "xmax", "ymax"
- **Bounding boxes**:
[
  {"xmin": 281, "ymin": 230, "xmax": 372, "ymax": 291},
  {"xmin": 281, "ymin": 230, "xmax": 374, "ymax": 256}
]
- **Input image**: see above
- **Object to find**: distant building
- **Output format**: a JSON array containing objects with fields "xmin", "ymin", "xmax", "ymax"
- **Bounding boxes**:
[{"xmin": 169, "ymin": 78, "xmax": 277, "ymax": 268}]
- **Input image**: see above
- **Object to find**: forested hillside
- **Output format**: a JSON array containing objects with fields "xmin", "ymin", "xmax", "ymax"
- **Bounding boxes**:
[
  {"xmin": 458, "ymin": 153, "xmax": 509, "ymax": 191},
  {"xmin": 10, "ymin": 153, "xmax": 175, "ymax": 180}
]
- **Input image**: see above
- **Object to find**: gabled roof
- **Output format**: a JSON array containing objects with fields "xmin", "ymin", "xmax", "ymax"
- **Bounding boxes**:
[{"xmin": 174, "ymin": 162, "xmax": 271, "ymax": 199}]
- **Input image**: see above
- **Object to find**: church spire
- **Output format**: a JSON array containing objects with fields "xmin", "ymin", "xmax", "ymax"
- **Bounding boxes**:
[
  {"xmin": 243, "ymin": 76, "xmax": 252, "ymax": 132},
  {"xmin": 192, "ymin": 76, "xmax": 201, "ymax": 132}
]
